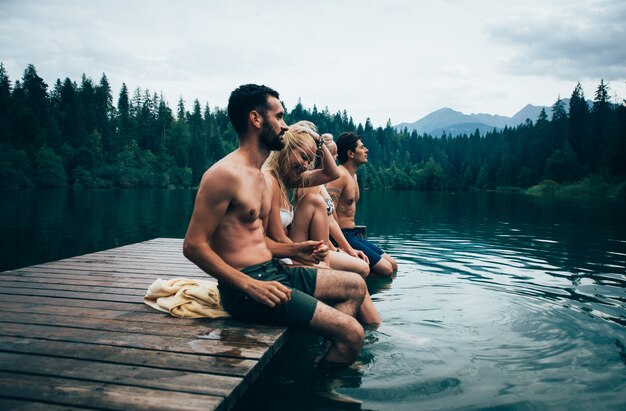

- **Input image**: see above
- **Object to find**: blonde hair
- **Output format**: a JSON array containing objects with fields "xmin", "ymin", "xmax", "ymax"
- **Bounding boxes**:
[{"xmin": 262, "ymin": 122, "xmax": 318, "ymax": 208}]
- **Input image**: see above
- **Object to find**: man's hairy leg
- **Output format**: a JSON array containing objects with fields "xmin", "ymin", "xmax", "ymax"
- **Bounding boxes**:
[
  {"xmin": 314, "ymin": 268, "xmax": 365, "ymax": 317},
  {"xmin": 308, "ymin": 301, "xmax": 365, "ymax": 363},
  {"xmin": 307, "ymin": 268, "xmax": 366, "ymax": 363}
]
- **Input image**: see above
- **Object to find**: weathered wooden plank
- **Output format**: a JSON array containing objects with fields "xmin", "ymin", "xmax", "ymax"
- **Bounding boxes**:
[
  {"xmin": 0, "ymin": 398, "xmax": 88, "ymax": 410},
  {"xmin": 10, "ymin": 266, "xmax": 211, "ymax": 280},
  {"xmin": 0, "ymin": 352, "xmax": 243, "ymax": 400},
  {"xmin": 0, "ymin": 322, "xmax": 274, "ymax": 361},
  {"xmin": 31, "ymin": 261, "xmax": 202, "ymax": 272},
  {"xmin": 0, "ymin": 274, "xmax": 157, "ymax": 287},
  {"xmin": 0, "ymin": 293, "xmax": 145, "ymax": 311},
  {"xmin": 0, "ymin": 301, "xmax": 286, "ymax": 338},
  {"xmin": 0, "ymin": 312, "xmax": 284, "ymax": 346},
  {"xmin": 2, "ymin": 280, "xmax": 148, "ymax": 294},
  {"xmin": 0, "ymin": 287, "xmax": 145, "ymax": 303},
  {"xmin": 0, "ymin": 238, "xmax": 289, "ymax": 411},
  {"xmin": 0, "ymin": 336, "xmax": 259, "ymax": 379},
  {"xmin": 0, "ymin": 372, "xmax": 224, "ymax": 411}
]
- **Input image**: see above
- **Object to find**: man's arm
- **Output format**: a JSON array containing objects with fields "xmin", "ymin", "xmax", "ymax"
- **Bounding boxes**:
[
  {"xmin": 305, "ymin": 142, "xmax": 340, "ymax": 187},
  {"xmin": 183, "ymin": 167, "xmax": 291, "ymax": 307},
  {"xmin": 265, "ymin": 236, "xmax": 328, "ymax": 264},
  {"xmin": 326, "ymin": 169, "xmax": 347, "ymax": 211}
]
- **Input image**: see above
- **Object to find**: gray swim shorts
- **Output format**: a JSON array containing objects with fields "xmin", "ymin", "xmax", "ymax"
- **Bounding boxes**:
[{"xmin": 217, "ymin": 259, "xmax": 318, "ymax": 327}]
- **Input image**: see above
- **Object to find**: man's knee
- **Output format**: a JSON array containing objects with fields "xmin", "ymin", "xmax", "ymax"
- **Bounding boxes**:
[
  {"xmin": 372, "ymin": 258, "xmax": 394, "ymax": 277},
  {"xmin": 349, "ymin": 272, "xmax": 367, "ymax": 301},
  {"xmin": 340, "ymin": 316, "xmax": 365, "ymax": 357},
  {"xmin": 385, "ymin": 254, "xmax": 398, "ymax": 271},
  {"xmin": 347, "ymin": 317, "xmax": 365, "ymax": 347}
]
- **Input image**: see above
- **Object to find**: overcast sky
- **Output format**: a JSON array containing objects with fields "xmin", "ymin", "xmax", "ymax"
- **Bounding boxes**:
[{"xmin": 1, "ymin": 0, "xmax": 625, "ymax": 127}]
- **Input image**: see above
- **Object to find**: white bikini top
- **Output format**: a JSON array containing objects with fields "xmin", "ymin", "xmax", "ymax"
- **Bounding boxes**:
[
  {"xmin": 324, "ymin": 198, "xmax": 335, "ymax": 216},
  {"xmin": 280, "ymin": 208, "xmax": 294, "ymax": 229}
]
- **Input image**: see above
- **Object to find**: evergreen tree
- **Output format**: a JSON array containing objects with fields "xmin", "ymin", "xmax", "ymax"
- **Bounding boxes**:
[
  {"xmin": 568, "ymin": 83, "xmax": 590, "ymax": 164},
  {"xmin": 17, "ymin": 64, "xmax": 50, "ymax": 150},
  {"xmin": 0, "ymin": 63, "xmax": 13, "ymax": 143},
  {"xmin": 114, "ymin": 83, "xmax": 131, "ymax": 155},
  {"xmin": 591, "ymin": 79, "xmax": 611, "ymax": 170},
  {"xmin": 95, "ymin": 73, "xmax": 114, "ymax": 153},
  {"xmin": 2, "ymin": 63, "xmax": 625, "ymax": 191}
]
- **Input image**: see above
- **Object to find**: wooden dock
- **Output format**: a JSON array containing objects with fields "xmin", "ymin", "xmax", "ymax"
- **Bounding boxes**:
[{"xmin": 0, "ymin": 238, "xmax": 289, "ymax": 411}]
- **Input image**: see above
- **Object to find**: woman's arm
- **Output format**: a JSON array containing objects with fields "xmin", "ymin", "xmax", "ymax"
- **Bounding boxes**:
[
  {"xmin": 303, "ymin": 135, "xmax": 340, "ymax": 188},
  {"xmin": 264, "ymin": 171, "xmax": 292, "ymax": 243}
]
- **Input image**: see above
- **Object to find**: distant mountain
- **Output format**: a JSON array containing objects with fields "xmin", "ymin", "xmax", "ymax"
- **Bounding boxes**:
[
  {"xmin": 395, "ymin": 102, "xmax": 559, "ymax": 137},
  {"xmin": 427, "ymin": 122, "xmax": 500, "ymax": 137}
]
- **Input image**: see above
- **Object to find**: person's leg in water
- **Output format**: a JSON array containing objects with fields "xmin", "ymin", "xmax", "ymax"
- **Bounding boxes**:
[
  {"xmin": 328, "ymin": 250, "xmax": 380, "ymax": 324},
  {"xmin": 307, "ymin": 267, "xmax": 366, "ymax": 364},
  {"xmin": 291, "ymin": 193, "xmax": 380, "ymax": 324},
  {"xmin": 307, "ymin": 267, "xmax": 369, "ymax": 407},
  {"xmin": 344, "ymin": 231, "xmax": 396, "ymax": 277}
]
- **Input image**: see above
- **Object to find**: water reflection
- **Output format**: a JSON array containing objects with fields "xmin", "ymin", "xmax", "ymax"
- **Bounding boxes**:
[
  {"xmin": 0, "ymin": 188, "xmax": 196, "ymax": 271},
  {"xmin": 3, "ymin": 189, "xmax": 626, "ymax": 410},
  {"xmin": 349, "ymin": 191, "xmax": 626, "ymax": 410}
]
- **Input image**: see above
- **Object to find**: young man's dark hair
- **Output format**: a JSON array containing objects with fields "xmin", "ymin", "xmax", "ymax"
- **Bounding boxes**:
[
  {"xmin": 336, "ymin": 131, "xmax": 362, "ymax": 164},
  {"xmin": 227, "ymin": 84, "xmax": 280, "ymax": 136}
]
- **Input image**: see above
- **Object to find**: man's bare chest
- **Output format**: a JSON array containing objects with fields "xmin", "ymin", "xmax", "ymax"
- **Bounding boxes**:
[{"xmin": 231, "ymin": 179, "xmax": 271, "ymax": 223}]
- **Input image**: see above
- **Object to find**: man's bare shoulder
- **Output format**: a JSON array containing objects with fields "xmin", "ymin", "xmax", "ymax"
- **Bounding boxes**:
[
  {"xmin": 328, "ymin": 165, "xmax": 350, "ymax": 188},
  {"xmin": 262, "ymin": 169, "xmax": 276, "ymax": 183},
  {"xmin": 197, "ymin": 155, "xmax": 243, "ymax": 196}
]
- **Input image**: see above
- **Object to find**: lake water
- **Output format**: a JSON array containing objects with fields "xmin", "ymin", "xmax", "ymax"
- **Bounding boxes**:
[{"xmin": 2, "ymin": 189, "xmax": 625, "ymax": 410}]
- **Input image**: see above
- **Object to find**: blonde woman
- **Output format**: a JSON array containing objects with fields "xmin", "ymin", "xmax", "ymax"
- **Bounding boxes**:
[
  {"xmin": 263, "ymin": 122, "xmax": 338, "ymax": 267},
  {"xmin": 264, "ymin": 122, "xmax": 381, "ymax": 324},
  {"xmin": 296, "ymin": 134, "xmax": 371, "ymax": 278}
]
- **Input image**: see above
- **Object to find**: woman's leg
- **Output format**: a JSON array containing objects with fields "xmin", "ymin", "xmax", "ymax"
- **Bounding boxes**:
[
  {"xmin": 328, "ymin": 250, "xmax": 369, "ymax": 278},
  {"xmin": 291, "ymin": 193, "xmax": 331, "ymax": 266}
]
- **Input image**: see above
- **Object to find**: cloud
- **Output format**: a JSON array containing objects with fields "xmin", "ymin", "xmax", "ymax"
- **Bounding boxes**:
[{"xmin": 485, "ymin": 0, "xmax": 626, "ymax": 81}]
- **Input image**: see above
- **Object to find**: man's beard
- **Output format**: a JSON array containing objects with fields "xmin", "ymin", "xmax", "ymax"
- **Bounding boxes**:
[{"xmin": 260, "ymin": 116, "xmax": 284, "ymax": 151}]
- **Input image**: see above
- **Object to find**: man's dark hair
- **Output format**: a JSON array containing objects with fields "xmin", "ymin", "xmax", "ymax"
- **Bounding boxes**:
[
  {"xmin": 336, "ymin": 132, "xmax": 362, "ymax": 164},
  {"xmin": 227, "ymin": 84, "xmax": 280, "ymax": 136}
]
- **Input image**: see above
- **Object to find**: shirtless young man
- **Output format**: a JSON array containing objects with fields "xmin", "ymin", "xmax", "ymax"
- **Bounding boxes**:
[
  {"xmin": 183, "ymin": 84, "xmax": 366, "ymax": 364},
  {"xmin": 326, "ymin": 132, "xmax": 398, "ymax": 277}
]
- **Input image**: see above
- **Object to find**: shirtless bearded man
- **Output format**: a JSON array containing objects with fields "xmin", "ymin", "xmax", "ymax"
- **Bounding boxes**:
[
  {"xmin": 183, "ymin": 84, "xmax": 366, "ymax": 364},
  {"xmin": 327, "ymin": 132, "xmax": 398, "ymax": 277}
]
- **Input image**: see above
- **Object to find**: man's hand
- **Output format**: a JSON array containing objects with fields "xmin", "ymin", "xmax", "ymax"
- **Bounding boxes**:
[
  {"xmin": 245, "ymin": 279, "xmax": 292, "ymax": 308},
  {"xmin": 293, "ymin": 240, "xmax": 328, "ymax": 264}
]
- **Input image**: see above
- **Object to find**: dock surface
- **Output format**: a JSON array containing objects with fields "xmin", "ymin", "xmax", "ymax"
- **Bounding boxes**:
[{"xmin": 0, "ymin": 238, "xmax": 288, "ymax": 410}]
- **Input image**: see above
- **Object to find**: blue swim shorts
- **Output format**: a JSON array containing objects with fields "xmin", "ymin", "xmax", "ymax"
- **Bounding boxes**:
[
  {"xmin": 217, "ymin": 259, "xmax": 318, "ymax": 327},
  {"xmin": 341, "ymin": 227, "xmax": 385, "ymax": 269}
]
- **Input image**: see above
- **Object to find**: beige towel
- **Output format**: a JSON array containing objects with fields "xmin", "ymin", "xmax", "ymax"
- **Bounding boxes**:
[{"xmin": 144, "ymin": 278, "xmax": 230, "ymax": 319}]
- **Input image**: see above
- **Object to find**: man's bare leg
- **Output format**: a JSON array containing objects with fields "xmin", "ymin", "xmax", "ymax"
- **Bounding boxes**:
[
  {"xmin": 382, "ymin": 253, "xmax": 398, "ymax": 272},
  {"xmin": 308, "ymin": 268, "xmax": 366, "ymax": 363},
  {"xmin": 370, "ymin": 256, "xmax": 395, "ymax": 277},
  {"xmin": 358, "ymin": 289, "xmax": 381, "ymax": 324}
]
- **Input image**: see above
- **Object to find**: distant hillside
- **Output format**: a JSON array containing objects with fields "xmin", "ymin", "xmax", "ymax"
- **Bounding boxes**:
[
  {"xmin": 427, "ymin": 122, "xmax": 499, "ymax": 137},
  {"xmin": 395, "ymin": 101, "xmax": 577, "ymax": 137}
]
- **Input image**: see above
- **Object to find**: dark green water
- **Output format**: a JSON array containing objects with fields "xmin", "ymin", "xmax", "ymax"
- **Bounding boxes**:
[
  {"xmin": 2, "ymin": 189, "xmax": 625, "ymax": 410},
  {"xmin": 0, "ymin": 189, "xmax": 196, "ymax": 272}
]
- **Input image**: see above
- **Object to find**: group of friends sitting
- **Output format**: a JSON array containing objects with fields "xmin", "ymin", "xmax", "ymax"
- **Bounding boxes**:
[{"xmin": 183, "ymin": 84, "xmax": 398, "ymax": 368}]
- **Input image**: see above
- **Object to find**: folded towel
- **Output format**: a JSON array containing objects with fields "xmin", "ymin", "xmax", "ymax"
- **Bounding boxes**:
[{"xmin": 144, "ymin": 278, "xmax": 230, "ymax": 319}]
